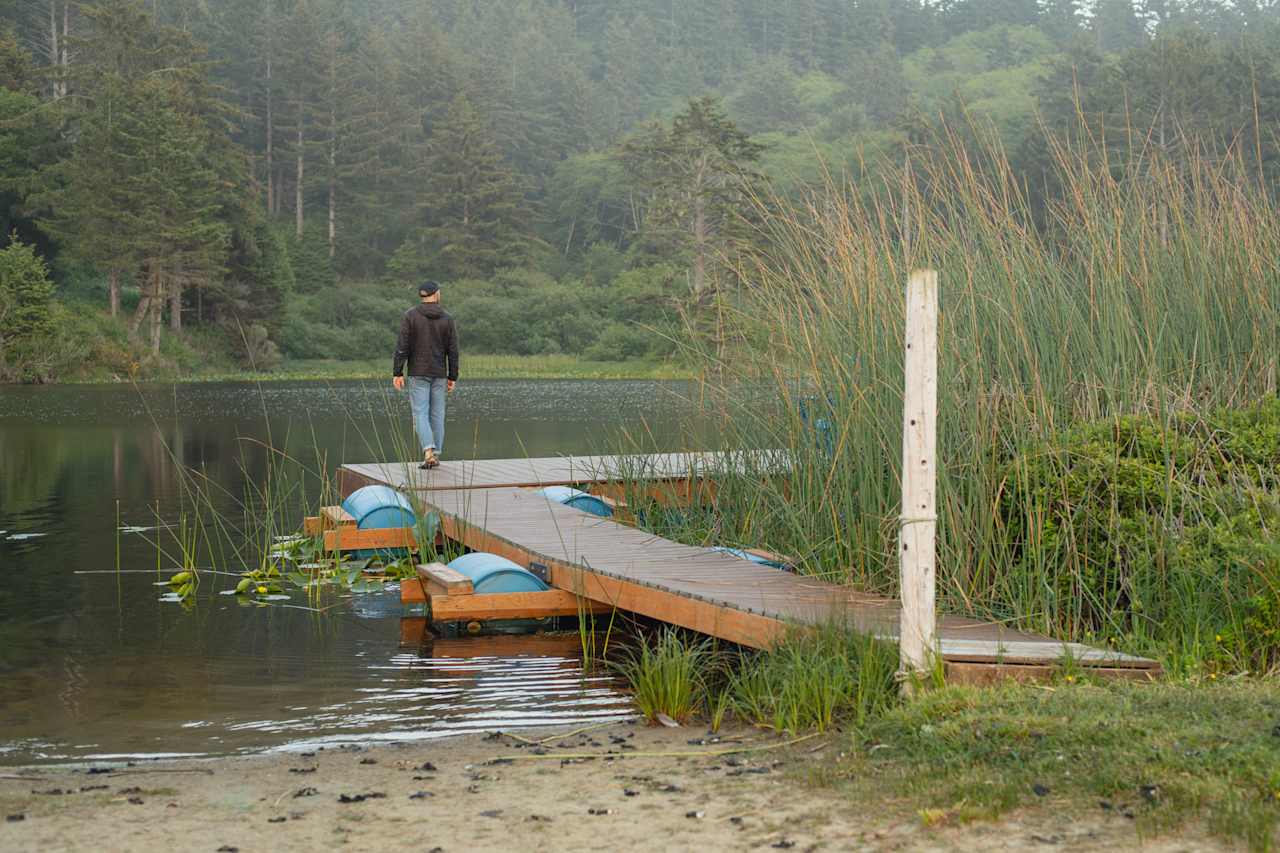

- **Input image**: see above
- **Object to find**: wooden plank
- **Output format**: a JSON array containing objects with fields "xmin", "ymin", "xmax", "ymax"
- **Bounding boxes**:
[
  {"xmin": 430, "ymin": 589, "xmax": 612, "ymax": 621},
  {"xmin": 900, "ymin": 268, "xmax": 939, "ymax": 687},
  {"xmin": 945, "ymin": 661, "xmax": 1158, "ymax": 685},
  {"xmin": 401, "ymin": 576, "xmax": 426, "ymax": 604},
  {"xmin": 399, "ymin": 616, "xmax": 428, "ymax": 647},
  {"xmin": 741, "ymin": 547, "xmax": 795, "ymax": 567},
  {"xmin": 323, "ymin": 526, "xmax": 417, "ymax": 552},
  {"xmin": 321, "ymin": 505, "xmax": 356, "ymax": 529},
  {"xmin": 303, "ymin": 516, "xmax": 323, "ymax": 536},
  {"xmin": 418, "ymin": 562, "xmax": 474, "ymax": 595}
]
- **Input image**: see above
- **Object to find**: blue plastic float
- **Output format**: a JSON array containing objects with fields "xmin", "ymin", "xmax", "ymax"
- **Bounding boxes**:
[
  {"xmin": 446, "ymin": 552, "xmax": 550, "ymax": 594},
  {"xmin": 340, "ymin": 485, "xmax": 417, "ymax": 559},
  {"xmin": 534, "ymin": 485, "xmax": 614, "ymax": 518}
]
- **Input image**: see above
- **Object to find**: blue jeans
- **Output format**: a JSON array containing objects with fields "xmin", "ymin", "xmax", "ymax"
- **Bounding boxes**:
[{"xmin": 407, "ymin": 377, "xmax": 447, "ymax": 454}]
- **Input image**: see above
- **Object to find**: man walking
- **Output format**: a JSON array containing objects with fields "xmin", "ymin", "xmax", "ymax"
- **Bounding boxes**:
[{"xmin": 392, "ymin": 280, "xmax": 459, "ymax": 469}]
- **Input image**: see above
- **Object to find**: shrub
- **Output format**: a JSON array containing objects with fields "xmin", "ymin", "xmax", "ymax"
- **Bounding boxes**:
[
  {"xmin": 1000, "ymin": 401, "xmax": 1280, "ymax": 672},
  {"xmin": 0, "ymin": 237, "xmax": 56, "ymax": 381}
]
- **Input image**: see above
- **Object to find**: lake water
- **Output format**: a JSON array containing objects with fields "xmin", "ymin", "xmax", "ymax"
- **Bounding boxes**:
[{"xmin": 0, "ymin": 379, "xmax": 701, "ymax": 765}]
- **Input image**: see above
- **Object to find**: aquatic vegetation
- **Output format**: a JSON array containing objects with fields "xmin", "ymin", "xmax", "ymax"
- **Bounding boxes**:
[
  {"xmin": 728, "ymin": 624, "xmax": 898, "ymax": 733},
  {"xmin": 613, "ymin": 629, "xmax": 717, "ymax": 724}
]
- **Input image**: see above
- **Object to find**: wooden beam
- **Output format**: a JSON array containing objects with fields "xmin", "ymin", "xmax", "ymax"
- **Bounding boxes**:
[
  {"xmin": 430, "ymin": 589, "xmax": 612, "ymax": 622},
  {"xmin": 321, "ymin": 505, "xmax": 356, "ymax": 529},
  {"xmin": 323, "ymin": 526, "xmax": 417, "ymax": 552},
  {"xmin": 401, "ymin": 577, "xmax": 426, "ymax": 604},
  {"xmin": 399, "ymin": 617, "xmax": 428, "ymax": 647},
  {"xmin": 303, "ymin": 516, "xmax": 323, "ymax": 536},
  {"xmin": 945, "ymin": 661, "xmax": 1157, "ymax": 686},
  {"xmin": 900, "ymin": 268, "xmax": 939, "ymax": 689},
  {"xmin": 741, "ymin": 547, "xmax": 795, "ymax": 567},
  {"xmin": 418, "ymin": 562, "xmax": 474, "ymax": 595}
]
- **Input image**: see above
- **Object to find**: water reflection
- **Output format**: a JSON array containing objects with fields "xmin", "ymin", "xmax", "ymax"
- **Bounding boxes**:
[{"xmin": 0, "ymin": 380, "xmax": 697, "ymax": 764}]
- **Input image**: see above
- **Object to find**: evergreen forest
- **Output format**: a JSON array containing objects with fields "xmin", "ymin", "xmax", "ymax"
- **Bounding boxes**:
[{"xmin": 1, "ymin": 0, "xmax": 1279, "ymax": 381}]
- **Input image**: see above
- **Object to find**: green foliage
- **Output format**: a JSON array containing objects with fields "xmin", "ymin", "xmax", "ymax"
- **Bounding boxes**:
[
  {"xmin": 613, "ymin": 628, "xmax": 716, "ymax": 724},
  {"xmin": 1001, "ymin": 401, "xmax": 1280, "ymax": 673},
  {"xmin": 729, "ymin": 625, "xmax": 898, "ymax": 733},
  {"xmin": 620, "ymin": 96, "xmax": 766, "ymax": 304},
  {"xmin": 279, "ymin": 279, "xmax": 401, "ymax": 361},
  {"xmin": 0, "ymin": 24, "xmax": 32, "ymax": 93},
  {"xmin": 0, "ymin": 237, "xmax": 55, "ymax": 380},
  {"xmin": 394, "ymin": 93, "xmax": 539, "ymax": 281},
  {"xmin": 287, "ymin": 224, "xmax": 335, "ymax": 293},
  {"xmin": 8, "ymin": 1, "xmax": 1280, "ymax": 381}
]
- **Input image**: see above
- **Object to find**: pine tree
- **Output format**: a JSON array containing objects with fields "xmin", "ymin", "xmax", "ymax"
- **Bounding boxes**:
[
  {"xmin": 1092, "ymin": 0, "xmax": 1149, "ymax": 53},
  {"xmin": 37, "ymin": 1, "xmax": 234, "ymax": 350},
  {"xmin": 393, "ymin": 93, "xmax": 536, "ymax": 281},
  {"xmin": 0, "ymin": 235, "xmax": 55, "ymax": 380},
  {"xmin": 620, "ymin": 96, "xmax": 766, "ymax": 304}
]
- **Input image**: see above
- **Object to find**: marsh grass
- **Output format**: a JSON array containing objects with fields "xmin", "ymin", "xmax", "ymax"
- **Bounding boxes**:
[
  {"xmin": 662, "ymin": 119, "xmax": 1280, "ymax": 671},
  {"xmin": 613, "ymin": 623, "xmax": 900, "ymax": 733},
  {"xmin": 613, "ymin": 628, "xmax": 717, "ymax": 724},
  {"xmin": 833, "ymin": 679, "xmax": 1280, "ymax": 851},
  {"xmin": 729, "ymin": 623, "xmax": 899, "ymax": 733}
]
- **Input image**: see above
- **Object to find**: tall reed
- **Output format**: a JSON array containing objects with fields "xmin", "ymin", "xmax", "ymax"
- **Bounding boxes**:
[{"xmin": 682, "ymin": 120, "xmax": 1280, "ymax": 666}]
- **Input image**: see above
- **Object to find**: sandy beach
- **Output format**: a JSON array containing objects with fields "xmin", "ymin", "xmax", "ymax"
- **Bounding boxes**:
[{"xmin": 0, "ymin": 719, "xmax": 1229, "ymax": 853}]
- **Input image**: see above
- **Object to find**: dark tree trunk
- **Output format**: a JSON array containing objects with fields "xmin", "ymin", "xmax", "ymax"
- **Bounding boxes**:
[{"xmin": 169, "ymin": 276, "xmax": 181, "ymax": 332}]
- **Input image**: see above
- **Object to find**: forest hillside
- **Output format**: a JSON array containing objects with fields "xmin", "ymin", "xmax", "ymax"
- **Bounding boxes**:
[{"xmin": 1, "ymin": 0, "xmax": 1278, "ymax": 381}]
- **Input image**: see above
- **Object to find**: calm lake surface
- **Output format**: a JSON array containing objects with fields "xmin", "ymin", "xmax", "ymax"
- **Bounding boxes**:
[{"xmin": 0, "ymin": 379, "xmax": 704, "ymax": 765}]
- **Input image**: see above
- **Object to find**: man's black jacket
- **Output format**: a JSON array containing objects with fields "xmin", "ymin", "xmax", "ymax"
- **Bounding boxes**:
[{"xmin": 393, "ymin": 303, "xmax": 459, "ymax": 381}]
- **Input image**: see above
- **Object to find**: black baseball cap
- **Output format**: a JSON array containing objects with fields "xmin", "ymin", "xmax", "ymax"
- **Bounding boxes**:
[{"xmin": 417, "ymin": 280, "xmax": 441, "ymax": 296}]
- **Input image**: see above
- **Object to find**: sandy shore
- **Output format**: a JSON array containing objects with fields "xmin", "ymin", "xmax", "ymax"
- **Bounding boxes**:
[{"xmin": 0, "ymin": 720, "xmax": 1227, "ymax": 852}]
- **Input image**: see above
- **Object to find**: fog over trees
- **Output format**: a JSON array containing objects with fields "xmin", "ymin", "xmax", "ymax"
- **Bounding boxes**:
[{"xmin": 1, "ymin": 0, "xmax": 1278, "ymax": 379}]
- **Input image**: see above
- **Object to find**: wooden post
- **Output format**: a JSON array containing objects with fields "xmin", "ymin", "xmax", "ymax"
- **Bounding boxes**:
[{"xmin": 899, "ymin": 269, "xmax": 938, "ymax": 691}]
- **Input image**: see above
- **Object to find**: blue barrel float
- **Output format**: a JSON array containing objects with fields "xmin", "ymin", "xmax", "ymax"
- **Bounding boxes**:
[
  {"xmin": 340, "ymin": 485, "xmax": 417, "ymax": 559},
  {"xmin": 711, "ymin": 546, "xmax": 788, "ymax": 569},
  {"xmin": 535, "ymin": 485, "xmax": 613, "ymax": 518},
  {"xmin": 446, "ymin": 552, "xmax": 549, "ymax": 593}
]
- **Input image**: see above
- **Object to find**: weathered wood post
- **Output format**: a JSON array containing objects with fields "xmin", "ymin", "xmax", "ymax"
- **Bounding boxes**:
[{"xmin": 899, "ymin": 268, "xmax": 939, "ymax": 692}]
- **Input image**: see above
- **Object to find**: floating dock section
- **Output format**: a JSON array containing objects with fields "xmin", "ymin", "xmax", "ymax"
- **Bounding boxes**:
[{"xmin": 340, "ymin": 453, "xmax": 1159, "ymax": 682}]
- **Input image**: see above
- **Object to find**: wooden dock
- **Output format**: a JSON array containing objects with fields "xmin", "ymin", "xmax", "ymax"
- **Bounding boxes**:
[{"xmin": 339, "ymin": 453, "xmax": 1159, "ymax": 681}]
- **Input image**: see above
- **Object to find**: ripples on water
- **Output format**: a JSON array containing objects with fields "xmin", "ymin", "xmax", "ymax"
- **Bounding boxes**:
[{"xmin": 0, "ymin": 380, "xmax": 697, "ymax": 764}]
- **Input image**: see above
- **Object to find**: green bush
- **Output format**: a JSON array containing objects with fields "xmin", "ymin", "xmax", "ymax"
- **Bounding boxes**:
[
  {"xmin": 1001, "ymin": 400, "xmax": 1280, "ymax": 673},
  {"xmin": 583, "ymin": 321, "xmax": 656, "ymax": 361},
  {"xmin": 0, "ymin": 237, "xmax": 56, "ymax": 381}
]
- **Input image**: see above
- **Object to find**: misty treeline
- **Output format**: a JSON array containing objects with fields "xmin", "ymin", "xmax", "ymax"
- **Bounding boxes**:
[{"xmin": 1, "ymin": 0, "xmax": 1279, "ymax": 379}]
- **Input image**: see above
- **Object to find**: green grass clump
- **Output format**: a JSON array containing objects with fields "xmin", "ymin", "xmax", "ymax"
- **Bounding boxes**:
[
  {"xmin": 837, "ymin": 680, "xmax": 1280, "ymax": 851},
  {"xmin": 730, "ymin": 624, "xmax": 898, "ymax": 732},
  {"xmin": 613, "ymin": 624, "xmax": 898, "ymax": 733},
  {"xmin": 613, "ymin": 629, "xmax": 716, "ymax": 724}
]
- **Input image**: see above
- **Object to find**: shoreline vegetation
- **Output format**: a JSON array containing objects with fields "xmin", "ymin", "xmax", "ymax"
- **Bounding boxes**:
[
  {"xmin": 0, "ymin": 680, "xmax": 1269, "ymax": 852},
  {"xmin": 58, "ymin": 354, "xmax": 693, "ymax": 385}
]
